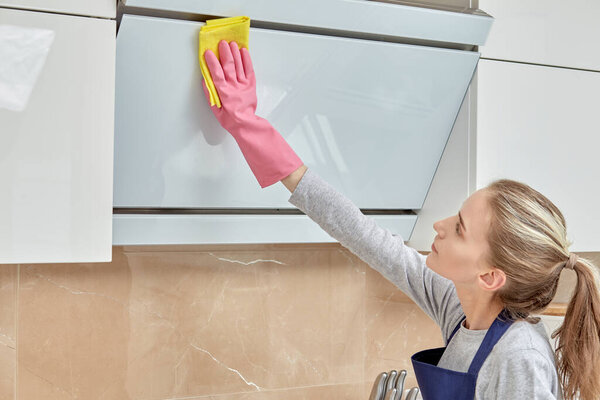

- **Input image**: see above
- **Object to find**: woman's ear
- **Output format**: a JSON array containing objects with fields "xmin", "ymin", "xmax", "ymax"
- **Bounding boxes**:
[{"xmin": 478, "ymin": 267, "xmax": 506, "ymax": 292}]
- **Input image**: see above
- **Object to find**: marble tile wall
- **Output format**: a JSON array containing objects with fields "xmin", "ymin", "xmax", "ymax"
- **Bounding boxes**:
[{"xmin": 0, "ymin": 245, "xmax": 596, "ymax": 400}]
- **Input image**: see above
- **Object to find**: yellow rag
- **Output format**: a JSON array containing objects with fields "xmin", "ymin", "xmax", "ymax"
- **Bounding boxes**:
[{"xmin": 199, "ymin": 16, "xmax": 251, "ymax": 108}]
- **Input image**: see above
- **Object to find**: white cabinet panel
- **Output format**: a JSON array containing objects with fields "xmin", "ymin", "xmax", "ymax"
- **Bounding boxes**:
[
  {"xmin": 0, "ymin": 0, "xmax": 115, "ymax": 18},
  {"xmin": 0, "ymin": 8, "xmax": 115, "ymax": 263},
  {"xmin": 479, "ymin": 0, "xmax": 600, "ymax": 71},
  {"xmin": 476, "ymin": 59, "xmax": 600, "ymax": 252},
  {"xmin": 114, "ymin": 15, "xmax": 479, "ymax": 211}
]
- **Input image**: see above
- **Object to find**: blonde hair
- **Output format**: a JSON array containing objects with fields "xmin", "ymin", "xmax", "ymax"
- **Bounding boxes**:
[{"xmin": 484, "ymin": 179, "xmax": 600, "ymax": 400}]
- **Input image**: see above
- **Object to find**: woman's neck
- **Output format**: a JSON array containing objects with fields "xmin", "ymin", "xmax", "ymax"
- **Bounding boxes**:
[{"xmin": 456, "ymin": 286, "xmax": 504, "ymax": 330}]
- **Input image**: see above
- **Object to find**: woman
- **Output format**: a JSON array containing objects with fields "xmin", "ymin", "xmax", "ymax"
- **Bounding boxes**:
[{"xmin": 201, "ymin": 40, "xmax": 600, "ymax": 400}]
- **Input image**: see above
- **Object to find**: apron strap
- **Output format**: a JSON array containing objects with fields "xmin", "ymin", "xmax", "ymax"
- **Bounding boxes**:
[
  {"xmin": 446, "ymin": 315, "xmax": 466, "ymax": 346},
  {"xmin": 467, "ymin": 310, "xmax": 514, "ymax": 375}
]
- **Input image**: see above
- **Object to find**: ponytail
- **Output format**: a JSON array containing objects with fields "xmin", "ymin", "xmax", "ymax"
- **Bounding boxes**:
[{"xmin": 552, "ymin": 256, "xmax": 600, "ymax": 400}]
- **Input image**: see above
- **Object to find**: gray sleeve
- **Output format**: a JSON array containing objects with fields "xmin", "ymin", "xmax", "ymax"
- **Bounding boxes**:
[
  {"xmin": 288, "ymin": 167, "xmax": 464, "ymax": 340},
  {"xmin": 483, "ymin": 349, "xmax": 559, "ymax": 399}
]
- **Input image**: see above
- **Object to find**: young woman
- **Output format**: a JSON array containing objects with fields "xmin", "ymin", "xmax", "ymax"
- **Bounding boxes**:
[{"xmin": 201, "ymin": 39, "xmax": 600, "ymax": 400}]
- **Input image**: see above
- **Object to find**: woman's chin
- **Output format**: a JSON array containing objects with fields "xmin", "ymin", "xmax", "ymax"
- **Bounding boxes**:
[{"xmin": 425, "ymin": 253, "xmax": 434, "ymax": 267}]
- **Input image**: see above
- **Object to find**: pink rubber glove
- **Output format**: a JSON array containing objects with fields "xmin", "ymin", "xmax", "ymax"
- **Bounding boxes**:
[{"xmin": 201, "ymin": 40, "xmax": 303, "ymax": 188}]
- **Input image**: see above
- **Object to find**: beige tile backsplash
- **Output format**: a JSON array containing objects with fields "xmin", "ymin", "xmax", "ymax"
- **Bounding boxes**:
[{"xmin": 0, "ymin": 245, "xmax": 596, "ymax": 399}]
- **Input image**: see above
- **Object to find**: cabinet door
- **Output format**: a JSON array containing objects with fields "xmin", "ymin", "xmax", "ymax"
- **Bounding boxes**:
[
  {"xmin": 0, "ymin": 8, "xmax": 115, "ymax": 263},
  {"xmin": 0, "ymin": 0, "xmax": 115, "ymax": 18},
  {"xmin": 114, "ymin": 15, "xmax": 479, "ymax": 210},
  {"xmin": 479, "ymin": 0, "xmax": 600, "ymax": 70},
  {"xmin": 476, "ymin": 59, "xmax": 600, "ymax": 251}
]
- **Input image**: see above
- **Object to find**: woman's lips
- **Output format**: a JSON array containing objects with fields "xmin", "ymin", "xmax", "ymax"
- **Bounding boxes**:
[{"xmin": 431, "ymin": 243, "xmax": 437, "ymax": 253}]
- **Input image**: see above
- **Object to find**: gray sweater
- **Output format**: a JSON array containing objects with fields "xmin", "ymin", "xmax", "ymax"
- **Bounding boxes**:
[{"xmin": 288, "ymin": 168, "xmax": 561, "ymax": 400}]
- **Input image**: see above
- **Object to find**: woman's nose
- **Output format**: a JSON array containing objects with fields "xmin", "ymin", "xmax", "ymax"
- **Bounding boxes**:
[
  {"xmin": 433, "ymin": 218, "xmax": 447, "ymax": 237},
  {"xmin": 433, "ymin": 220, "xmax": 443, "ymax": 235}
]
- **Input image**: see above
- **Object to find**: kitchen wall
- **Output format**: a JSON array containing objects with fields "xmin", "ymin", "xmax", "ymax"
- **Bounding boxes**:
[{"xmin": 0, "ymin": 245, "xmax": 597, "ymax": 400}]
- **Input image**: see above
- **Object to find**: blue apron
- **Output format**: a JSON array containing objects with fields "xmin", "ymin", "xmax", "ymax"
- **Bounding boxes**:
[{"xmin": 411, "ymin": 310, "xmax": 513, "ymax": 400}]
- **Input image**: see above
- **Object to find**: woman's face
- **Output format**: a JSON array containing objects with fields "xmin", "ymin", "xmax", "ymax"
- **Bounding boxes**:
[{"xmin": 426, "ymin": 189, "xmax": 493, "ymax": 286}]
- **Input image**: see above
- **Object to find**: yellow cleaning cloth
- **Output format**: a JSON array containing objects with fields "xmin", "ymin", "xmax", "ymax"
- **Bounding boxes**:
[{"xmin": 199, "ymin": 16, "xmax": 251, "ymax": 108}]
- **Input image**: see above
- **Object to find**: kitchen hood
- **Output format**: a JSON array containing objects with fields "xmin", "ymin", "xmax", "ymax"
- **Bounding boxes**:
[{"xmin": 113, "ymin": 0, "xmax": 492, "ymax": 245}]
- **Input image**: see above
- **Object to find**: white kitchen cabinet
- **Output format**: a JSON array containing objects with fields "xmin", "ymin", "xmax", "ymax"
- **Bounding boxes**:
[
  {"xmin": 479, "ymin": 0, "xmax": 600, "ymax": 71},
  {"xmin": 0, "ymin": 8, "xmax": 115, "ymax": 263},
  {"xmin": 0, "ymin": 0, "xmax": 115, "ymax": 18},
  {"xmin": 476, "ymin": 59, "xmax": 600, "ymax": 252}
]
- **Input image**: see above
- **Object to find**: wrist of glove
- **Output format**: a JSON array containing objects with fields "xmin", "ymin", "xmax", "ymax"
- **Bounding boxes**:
[{"xmin": 201, "ymin": 40, "xmax": 303, "ymax": 188}]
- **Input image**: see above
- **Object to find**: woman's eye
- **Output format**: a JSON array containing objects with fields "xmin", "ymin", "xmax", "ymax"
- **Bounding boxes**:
[{"xmin": 455, "ymin": 222, "xmax": 460, "ymax": 235}]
